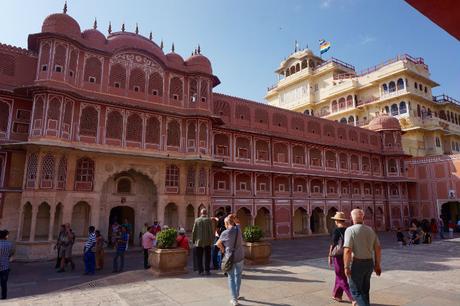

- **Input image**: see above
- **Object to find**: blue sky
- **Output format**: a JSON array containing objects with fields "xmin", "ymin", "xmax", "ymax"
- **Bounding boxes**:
[{"xmin": 1, "ymin": 0, "xmax": 459, "ymax": 101}]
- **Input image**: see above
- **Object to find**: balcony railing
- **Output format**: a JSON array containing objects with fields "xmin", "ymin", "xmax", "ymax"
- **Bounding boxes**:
[
  {"xmin": 433, "ymin": 94, "xmax": 460, "ymax": 106},
  {"xmin": 358, "ymin": 54, "xmax": 428, "ymax": 77},
  {"xmin": 356, "ymin": 96, "xmax": 379, "ymax": 107}
]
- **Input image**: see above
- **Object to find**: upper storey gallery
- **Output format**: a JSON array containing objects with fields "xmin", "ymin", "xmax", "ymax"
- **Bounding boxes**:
[{"xmin": 10, "ymin": 9, "xmax": 219, "ymax": 112}]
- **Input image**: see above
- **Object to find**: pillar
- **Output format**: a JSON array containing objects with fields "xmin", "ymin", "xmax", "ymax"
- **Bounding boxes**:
[
  {"xmin": 16, "ymin": 204, "xmax": 24, "ymax": 241},
  {"xmin": 322, "ymin": 214, "xmax": 328, "ymax": 234},
  {"xmin": 29, "ymin": 205, "xmax": 38, "ymax": 242},
  {"xmin": 48, "ymin": 204, "xmax": 56, "ymax": 241}
]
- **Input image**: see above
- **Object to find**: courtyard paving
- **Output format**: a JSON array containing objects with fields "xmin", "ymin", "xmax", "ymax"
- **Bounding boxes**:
[{"xmin": 4, "ymin": 233, "xmax": 460, "ymax": 306}]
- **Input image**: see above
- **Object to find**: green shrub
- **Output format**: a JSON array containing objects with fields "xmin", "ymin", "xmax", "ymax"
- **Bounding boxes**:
[
  {"xmin": 156, "ymin": 228, "xmax": 177, "ymax": 249},
  {"xmin": 243, "ymin": 225, "xmax": 263, "ymax": 242}
]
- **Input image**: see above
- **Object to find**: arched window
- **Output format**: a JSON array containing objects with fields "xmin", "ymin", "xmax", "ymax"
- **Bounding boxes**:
[
  {"xmin": 53, "ymin": 45, "xmax": 66, "ymax": 72},
  {"xmin": 167, "ymin": 120, "xmax": 181, "ymax": 147},
  {"xmin": 397, "ymin": 78, "xmax": 404, "ymax": 90},
  {"xmin": 126, "ymin": 113, "xmax": 142, "ymax": 142},
  {"xmin": 199, "ymin": 167, "xmax": 207, "ymax": 188},
  {"xmin": 129, "ymin": 68, "xmax": 145, "ymax": 92},
  {"xmin": 399, "ymin": 101, "xmax": 407, "ymax": 114},
  {"xmin": 435, "ymin": 137, "xmax": 441, "ymax": 147},
  {"xmin": 340, "ymin": 118, "xmax": 347, "ymax": 124},
  {"xmin": 346, "ymin": 95, "xmax": 353, "ymax": 108},
  {"xmin": 200, "ymin": 80, "xmax": 209, "ymax": 102},
  {"xmin": 189, "ymin": 78, "xmax": 198, "ymax": 102},
  {"xmin": 382, "ymin": 84, "xmax": 388, "ymax": 93},
  {"xmin": 331, "ymin": 100, "xmax": 337, "ymax": 112},
  {"xmin": 117, "ymin": 178, "xmax": 131, "ymax": 193},
  {"xmin": 348, "ymin": 116, "xmax": 355, "ymax": 125},
  {"xmin": 109, "ymin": 63, "xmax": 126, "ymax": 88},
  {"xmin": 148, "ymin": 72, "xmax": 163, "ymax": 96},
  {"xmin": 186, "ymin": 167, "xmax": 195, "ymax": 193},
  {"xmin": 79, "ymin": 106, "xmax": 98, "ymax": 137},
  {"xmin": 106, "ymin": 110, "xmax": 123, "ymax": 140},
  {"xmin": 391, "ymin": 104, "xmax": 399, "ymax": 116},
  {"xmin": 165, "ymin": 165, "xmax": 179, "ymax": 187},
  {"xmin": 75, "ymin": 158, "xmax": 94, "ymax": 191},
  {"xmin": 199, "ymin": 123, "xmax": 207, "ymax": 148},
  {"xmin": 169, "ymin": 77, "xmax": 183, "ymax": 101},
  {"xmin": 414, "ymin": 81, "xmax": 418, "ymax": 89},
  {"xmin": 338, "ymin": 98, "xmax": 345, "ymax": 110},
  {"xmin": 40, "ymin": 153, "xmax": 55, "ymax": 189},
  {"xmin": 388, "ymin": 81, "xmax": 396, "ymax": 92},
  {"xmin": 84, "ymin": 57, "xmax": 102, "ymax": 84}
]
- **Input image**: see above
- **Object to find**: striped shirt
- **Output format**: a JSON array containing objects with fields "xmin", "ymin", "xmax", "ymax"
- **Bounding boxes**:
[
  {"xmin": 84, "ymin": 232, "xmax": 96, "ymax": 252},
  {"xmin": 0, "ymin": 240, "xmax": 14, "ymax": 271}
]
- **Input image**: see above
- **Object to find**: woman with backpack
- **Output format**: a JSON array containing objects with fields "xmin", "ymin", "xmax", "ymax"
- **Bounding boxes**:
[{"xmin": 328, "ymin": 212, "xmax": 355, "ymax": 305}]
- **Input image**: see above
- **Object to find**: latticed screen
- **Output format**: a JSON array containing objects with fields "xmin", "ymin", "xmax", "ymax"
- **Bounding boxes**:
[
  {"xmin": 26, "ymin": 153, "xmax": 38, "ymax": 188},
  {"xmin": 145, "ymin": 117, "xmax": 160, "ymax": 144},
  {"xmin": 76, "ymin": 158, "xmax": 94, "ymax": 182},
  {"xmin": 109, "ymin": 64, "xmax": 126, "ymax": 88},
  {"xmin": 199, "ymin": 168, "xmax": 207, "ymax": 187},
  {"xmin": 126, "ymin": 114, "xmax": 142, "ymax": 142},
  {"xmin": 79, "ymin": 106, "xmax": 98, "ymax": 137},
  {"xmin": 54, "ymin": 45, "xmax": 67, "ymax": 69},
  {"xmin": 169, "ymin": 77, "xmax": 183, "ymax": 100},
  {"xmin": 41, "ymin": 153, "xmax": 55, "ymax": 188},
  {"xmin": 40, "ymin": 44, "xmax": 50, "ymax": 67},
  {"xmin": 189, "ymin": 79, "xmax": 198, "ymax": 101},
  {"xmin": 106, "ymin": 111, "xmax": 123, "ymax": 139},
  {"xmin": 186, "ymin": 167, "xmax": 195, "ymax": 191},
  {"xmin": 57, "ymin": 156, "xmax": 67, "ymax": 189},
  {"xmin": 48, "ymin": 98, "xmax": 61, "ymax": 120},
  {"xmin": 165, "ymin": 165, "xmax": 179, "ymax": 187},
  {"xmin": 148, "ymin": 72, "xmax": 163, "ymax": 96},
  {"xmin": 84, "ymin": 57, "xmax": 102, "ymax": 83},
  {"xmin": 129, "ymin": 68, "xmax": 145, "ymax": 92},
  {"xmin": 167, "ymin": 120, "xmax": 180, "ymax": 146}
]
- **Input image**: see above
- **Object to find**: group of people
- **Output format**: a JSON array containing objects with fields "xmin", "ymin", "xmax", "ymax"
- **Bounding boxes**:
[{"xmin": 328, "ymin": 209, "xmax": 381, "ymax": 306}]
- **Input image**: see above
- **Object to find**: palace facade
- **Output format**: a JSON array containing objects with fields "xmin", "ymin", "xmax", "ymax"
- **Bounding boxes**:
[{"xmin": 0, "ymin": 8, "xmax": 431, "ymax": 261}]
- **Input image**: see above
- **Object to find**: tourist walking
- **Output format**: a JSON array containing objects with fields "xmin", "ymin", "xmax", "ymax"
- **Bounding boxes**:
[
  {"xmin": 83, "ymin": 226, "xmax": 96, "ymax": 275},
  {"xmin": 344, "ymin": 209, "xmax": 381, "ymax": 306},
  {"xmin": 192, "ymin": 208, "xmax": 214, "ymax": 275},
  {"xmin": 58, "ymin": 223, "xmax": 75, "ymax": 272},
  {"xmin": 113, "ymin": 225, "xmax": 128, "ymax": 273},
  {"xmin": 142, "ymin": 226, "xmax": 156, "ymax": 269},
  {"xmin": 438, "ymin": 216, "xmax": 445, "ymax": 239},
  {"xmin": 216, "ymin": 214, "xmax": 244, "ymax": 306},
  {"xmin": 176, "ymin": 228, "xmax": 190, "ymax": 254},
  {"xmin": 54, "ymin": 224, "xmax": 66, "ymax": 269},
  {"xmin": 328, "ymin": 212, "xmax": 354, "ymax": 304},
  {"xmin": 0, "ymin": 230, "xmax": 14, "ymax": 300},
  {"xmin": 140, "ymin": 222, "xmax": 149, "ymax": 247},
  {"xmin": 95, "ymin": 230, "xmax": 105, "ymax": 270}
]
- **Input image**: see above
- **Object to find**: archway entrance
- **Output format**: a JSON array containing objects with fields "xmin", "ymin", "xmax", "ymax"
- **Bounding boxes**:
[
  {"xmin": 310, "ymin": 207, "xmax": 325, "ymax": 234},
  {"xmin": 164, "ymin": 203, "xmax": 179, "ymax": 228},
  {"xmin": 326, "ymin": 207, "xmax": 338, "ymax": 233},
  {"xmin": 293, "ymin": 207, "xmax": 309, "ymax": 235},
  {"xmin": 255, "ymin": 207, "xmax": 271, "ymax": 237},
  {"xmin": 441, "ymin": 202, "xmax": 460, "ymax": 228},
  {"xmin": 236, "ymin": 207, "xmax": 252, "ymax": 232},
  {"xmin": 109, "ymin": 206, "xmax": 135, "ymax": 245}
]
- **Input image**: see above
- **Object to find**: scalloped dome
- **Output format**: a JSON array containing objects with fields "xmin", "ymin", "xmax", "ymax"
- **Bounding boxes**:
[
  {"xmin": 107, "ymin": 32, "xmax": 165, "ymax": 60},
  {"xmin": 368, "ymin": 114, "xmax": 401, "ymax": 131},
  {"xmin": 42, "ymin": 13, "xmax": 81, "ymax": 38},
  {"xmin": 185, "ymin": 54, "xmax": 212, "ymax": 74},
  {"xmin": 166, "ymin": 52, "xmax": 184, "ymax": 65},
  {"xmin": 82, "ymin": 29, "xmax": 106, "ymax": 47}
]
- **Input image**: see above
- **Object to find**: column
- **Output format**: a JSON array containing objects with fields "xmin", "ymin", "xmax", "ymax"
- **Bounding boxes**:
[
  {"xmin": 305, "ymin": 213, "xmax": 312, "ymax": 235},
  {"xmin": 48, "ymin": 204, "xmax": 56, "ymax": 241},
  {"xmin": 322, "ymin": 213, "xmax": 328, "ymax": 234},
  {"xmin": 29, "ymin": 205, "xmax": 38, "ymax": 242},
  {"xmin": 16, "ymin": 204, "xmax": 24, "ymax": 241}
]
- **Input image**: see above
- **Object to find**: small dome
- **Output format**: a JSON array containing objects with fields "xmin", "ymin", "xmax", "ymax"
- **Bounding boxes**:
[
  {"xmin": 82, "ymin": 29, "xmax": 106, "ymax": 47},
  {"xmin": 166, "ymin": 52, "xmax": 184, "ymax": 65},
  {"xmin": 42, "ymin": 13, "xmax": 81, "ymax": 38},
  {"xmin": 185, "ymin": 54, "xmax": 212, "ymax": 74},
  {"xmin": 368, "ymin": 114, "xmax": 401, "ymax": 131},
  {"xmin": 107, "ymin": 32, "xmax": 165, "ymax": 60}
]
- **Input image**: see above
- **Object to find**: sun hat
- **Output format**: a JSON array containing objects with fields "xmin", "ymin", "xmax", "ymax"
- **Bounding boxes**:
[
  {"xmin": 331, "ymin": 211, "xmax": 347, "ymax": 221},
  {"xmin": 178, "ymin": 228, "xmax": 185, "ymax": 234}
]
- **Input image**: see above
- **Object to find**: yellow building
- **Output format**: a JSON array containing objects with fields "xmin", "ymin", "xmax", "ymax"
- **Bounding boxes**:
[{"xmin": 266, "ymin": 49, "xmax": 460, "ymax": 157}]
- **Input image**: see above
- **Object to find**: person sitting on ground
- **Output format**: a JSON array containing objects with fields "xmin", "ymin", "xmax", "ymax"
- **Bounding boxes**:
[
  {"xmin": 176, "ymin": 228, "xmax": 190, "ymax": 254},
  {"xmin": 409, "ymin": 220, "xmax": 422, "ymax": 245},
  {"xmin": 396, "ymin": 227, "xmax": 407, "ymax": 246},
  {"xmin": 420, "ymin": 219, "xmax": 431, "ymax": 244}
]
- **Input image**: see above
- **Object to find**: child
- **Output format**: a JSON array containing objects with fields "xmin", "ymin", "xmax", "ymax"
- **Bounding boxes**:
[{"xmin": 176, "ymin": 228, "xmax": 190, "ymax": 254}]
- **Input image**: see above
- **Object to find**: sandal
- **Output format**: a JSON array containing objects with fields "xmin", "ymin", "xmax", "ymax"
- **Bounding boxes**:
[{"xmin": 331, "ymin": 297, "xmax": 343, "ymax": 302}]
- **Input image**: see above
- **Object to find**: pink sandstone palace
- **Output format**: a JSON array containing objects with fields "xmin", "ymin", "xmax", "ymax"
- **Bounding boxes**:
[{"xmin": 0, "ymin": 7, "xmax": 458, "ymax": 260}]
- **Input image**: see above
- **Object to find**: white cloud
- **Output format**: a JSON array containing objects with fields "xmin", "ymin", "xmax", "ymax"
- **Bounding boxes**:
[
  {"xmin": 360, "ymin": 35, "xmax": 376, "ymax": 45},
  {"xmin": 320, "ymin": 0, "xmax": 333, "ymax": 8}
]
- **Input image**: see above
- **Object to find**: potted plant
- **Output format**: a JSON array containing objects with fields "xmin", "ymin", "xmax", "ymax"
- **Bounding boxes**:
[
  {"xmin": 242, "ymin": 225, "xmax": 271, "ymax": 265},
  {"xmin": 149, "ymin": 228, "xmax": 188, "ymax": 276}
]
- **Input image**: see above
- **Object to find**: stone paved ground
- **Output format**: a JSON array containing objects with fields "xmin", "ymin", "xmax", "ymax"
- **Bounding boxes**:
[{"xmin": 4, "ymin": 233, "xmax": 460, "ymax": 306}]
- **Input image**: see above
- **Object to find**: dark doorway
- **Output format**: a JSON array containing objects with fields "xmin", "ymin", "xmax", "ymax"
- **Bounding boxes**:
[
  {"xmin": 109, "ymin": 206, "xmax": 135, "ymax": 245},
  {"xmin": 441, "ymin": 202, "xmax": 460, "ymax": 230}
]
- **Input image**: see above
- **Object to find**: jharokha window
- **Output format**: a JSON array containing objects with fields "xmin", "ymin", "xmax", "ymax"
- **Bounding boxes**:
[
  {"xmin": 165, "ymin": 165, "xmax": 180, "ymax": 188},
  {"xmin": 75, "ymin": 158, "xmax": 95, "ymax": 191}
]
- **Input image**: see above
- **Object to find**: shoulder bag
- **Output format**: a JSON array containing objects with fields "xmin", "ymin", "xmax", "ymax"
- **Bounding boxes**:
[
  {"xmin": 221, "ymin": 227, "xmax": 238, "ymax": 273},
  {"xmin": 331, "ymin": 231, "xmax": 344, "ymax": 257}
]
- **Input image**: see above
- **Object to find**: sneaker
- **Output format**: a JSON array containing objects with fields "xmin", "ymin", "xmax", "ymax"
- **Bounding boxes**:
[{"xmin": 230, "ymin": 299, "xmax": 239, "ymax": 306}]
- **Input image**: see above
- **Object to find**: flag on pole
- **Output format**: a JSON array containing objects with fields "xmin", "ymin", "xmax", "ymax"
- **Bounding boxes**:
[{"xmin": 319, "ymin": 39, "xmax": 331, "ymax": 54}]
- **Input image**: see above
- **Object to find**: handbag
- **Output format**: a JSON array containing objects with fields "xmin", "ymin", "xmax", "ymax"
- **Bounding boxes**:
[
  {"xmin": 331, "ymin": 231, "xmax": 344, "ymax": 257},
  {"xmin": 221, "ymin": 227, "xmax": 238, "ymax": 273}
]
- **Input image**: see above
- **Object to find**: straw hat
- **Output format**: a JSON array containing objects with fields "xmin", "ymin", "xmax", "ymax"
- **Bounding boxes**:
[{"xmin": 331, "ymin": 212, "xmax": 347, "ymax": 221}]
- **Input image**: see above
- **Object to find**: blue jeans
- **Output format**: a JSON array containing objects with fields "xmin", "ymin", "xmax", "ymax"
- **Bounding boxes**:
[
  {"xmin": 0, "ymin": 269, "xmax": 9, "ymax": 299},
  {"xmin": 113, "ymin": 251, "xmax": 125, "ymax": 272},
  {"xmin": 84, "ymin": 251, "xmax": 95, "ymax": 274},
  {"xmin": 227, "ymin": 260, "xmax": 243, "ymax": 300},
  {"xmin": 348, "ymin": 259, "xmax": 373, "ymax": 306}
]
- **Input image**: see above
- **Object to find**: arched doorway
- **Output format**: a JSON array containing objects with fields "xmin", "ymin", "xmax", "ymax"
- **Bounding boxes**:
[
  {"xmin": 365, "ymin": 207, "xmax": 374, "ymax": 227},
  {"xmin": 310, "ymin": 207, "xmax": 325, "ymax": 234},
  {"xmin": 35, "ymin": 202, "xmax": 50, "ymax": 241},
  {"xmin": 293, "ymin": 207, "xmax": 309, "ymax": 235},
  {"xmin": 185, "ymin": 204, "xmax": 195, "ymax": 232},
  {"xmin": 164, "ymin": 202, "xmax": 179, "ymax": 228},
  {"xmin": 441, "ymin": 202, "xmax": 460, "ymax": 228},
  {"xmin": 326, "ymin": 207, "xmax": 338, "ymax": 233},
  {"xmin": 109, "ymin": 206, "xmax": 135, "ymax": 244},
  {"xmin": 255, "ymin": 207, "xmax": 271, "ymax": 237},
  {"xmin": 236, "ymin": 207, "xmax": 251, "ymax": 232}
]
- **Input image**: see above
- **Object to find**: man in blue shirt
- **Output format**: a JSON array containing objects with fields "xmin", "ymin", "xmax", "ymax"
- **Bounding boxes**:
[
  {"xmin": 113, "ymin": 225, "xmax": 128, "ymax": 273},
  {"xmin": 83, "ymin": 226, "xmax": 96, "ymax": 275},
  {"xmin": 0, "ymin": 230, "xmax": 14, "ymax": 299}
]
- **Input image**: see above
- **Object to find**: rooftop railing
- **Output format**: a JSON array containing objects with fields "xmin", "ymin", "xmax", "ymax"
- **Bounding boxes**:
[
  {"xmin": 433, "ymin": 94, "xmax": 460, "ymax": 106},
  {"xmin": 358, "ymin": 54, "xmax": 428, "ymax": 77}
]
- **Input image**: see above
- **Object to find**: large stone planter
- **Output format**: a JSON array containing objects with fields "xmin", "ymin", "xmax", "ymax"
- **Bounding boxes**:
[
  {"xmin": 149, "ymin": 247, "xmax": 188, "ymax": 276},
  {"xmin": 243, "ymin": 241, "xmax": 271, "ymax": 265}
]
